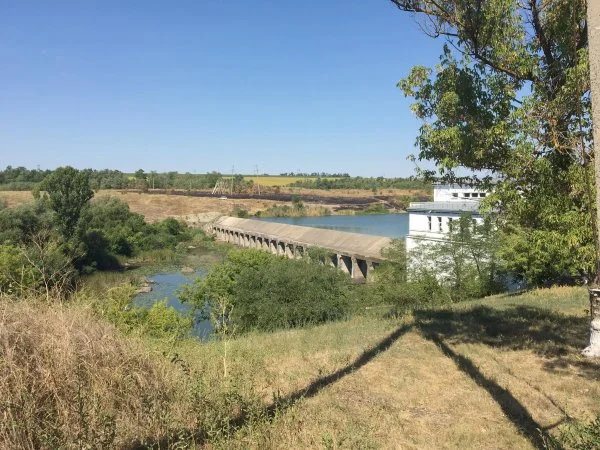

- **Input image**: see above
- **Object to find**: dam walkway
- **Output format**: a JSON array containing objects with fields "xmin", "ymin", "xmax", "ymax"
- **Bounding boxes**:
[{"xmin": 207, "ymin": 216, "xmax": 393, "ymax": 280}]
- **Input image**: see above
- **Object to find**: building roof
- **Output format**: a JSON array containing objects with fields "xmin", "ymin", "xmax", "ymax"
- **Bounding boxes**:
[{"xmin": 407, "ymin": 201, "xmax": 482, "ymax": 214}]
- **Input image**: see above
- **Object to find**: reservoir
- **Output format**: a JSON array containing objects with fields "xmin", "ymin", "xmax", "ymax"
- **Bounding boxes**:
[{"xmin": 257, "ymin": 213, "xmax": 409, "ymax": 238}]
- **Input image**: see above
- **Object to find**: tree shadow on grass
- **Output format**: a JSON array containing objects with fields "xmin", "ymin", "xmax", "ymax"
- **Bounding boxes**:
[
  {"xmin": 126, "ymin": 323, "xmax": 413, "ymax": 449},
  {"xmin": 414, "ymin": 305, "xmax": 599, "ymax": 380}
]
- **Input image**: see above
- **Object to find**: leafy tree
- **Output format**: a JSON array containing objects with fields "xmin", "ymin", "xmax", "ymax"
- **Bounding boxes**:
[
  {"xmin": 40, "ymin": 167, "xmax": 94, "ymax": 238},
  {"xmin": 409, "ymin": 214, "xmax": 503, "ymax": 302},
  {"xmin": 391, "ymin": 1, "xmax": 591, "ymax": 283}
]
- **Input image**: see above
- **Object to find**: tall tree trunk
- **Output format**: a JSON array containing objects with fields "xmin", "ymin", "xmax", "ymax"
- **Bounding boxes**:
[{"xmin": 584, "ymin": 0, "xmax": 600, "ymax": 358}]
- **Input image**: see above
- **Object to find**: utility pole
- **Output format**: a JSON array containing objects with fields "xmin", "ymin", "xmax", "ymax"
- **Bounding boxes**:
[
  {"xmin": 584, "ymin": 0, "xmax": 600, "ymax": 357},
  {"xmin": 254, "ymin": 165, "xmax": 261, "ymax": 196}
]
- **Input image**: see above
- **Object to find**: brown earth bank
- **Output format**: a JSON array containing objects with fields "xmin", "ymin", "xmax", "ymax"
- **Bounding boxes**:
[{"xmin": 1, "ymin": 188, "xmax": 431, "ymax": 224}]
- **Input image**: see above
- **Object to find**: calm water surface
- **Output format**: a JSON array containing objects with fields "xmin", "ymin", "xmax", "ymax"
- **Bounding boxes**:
[
  {"xmin": 134, "ymin": 270, "xmax": 213, "ymax": 338},
  {"xmin": 257, "ymin": 214, "xmax": 409, "ymax": 238}
]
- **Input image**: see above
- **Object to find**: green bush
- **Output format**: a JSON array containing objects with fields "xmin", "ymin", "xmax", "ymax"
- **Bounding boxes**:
[
  {"xmin": 91, "ymin": 284, "xmax": 192, "ymax": 339},
  {"xmin": 144, "ymin": 300, "xmax": 193, "ymax": 339},
  {"xmin": 181, "ymin": 249, "xmax": 351, "ymax": 333},
  {"xmin": 77, "ymin": 197, "xmax": 190, "ymax": 271},
  {"xmin": 0, "ymin": 200, "xmax": 54, "ymax": 245}
]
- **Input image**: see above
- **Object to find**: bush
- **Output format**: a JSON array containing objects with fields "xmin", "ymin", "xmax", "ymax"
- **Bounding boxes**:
[
  {"xmin": 181, "ymin": 249, "xmax": 351, "ymax": 333},
  {"xmin": 77, "ymin": 197, "xmax": 190, "ymax": 270},
  {"xmin": 90, "ymin": 283, "xmax": 193, "ymax": 339},
  {"xmin": 145, "ymin": 300, "xmax": 193, "ymax": 339}
]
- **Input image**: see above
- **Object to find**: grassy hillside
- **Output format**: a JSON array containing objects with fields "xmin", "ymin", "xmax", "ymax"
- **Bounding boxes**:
[{"xmin": 1, "ymin": 285, "xmax": 598, "ymax": 448}]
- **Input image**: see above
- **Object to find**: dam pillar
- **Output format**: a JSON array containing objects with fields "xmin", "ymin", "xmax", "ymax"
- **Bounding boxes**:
[
  {"xmin": 352, "ymin": 257, "xmax": 367, "ymax": 281},
  {"xmin": 338, "ymin": 254, "xmax": 351, "ymax": 275},
  {"xmin": 285, "ymin": 243, "xmax": 294, "ymax": 258},
  {"xmin": 329, "ymin": 254, "xmax": 337, "ymax": 268}
]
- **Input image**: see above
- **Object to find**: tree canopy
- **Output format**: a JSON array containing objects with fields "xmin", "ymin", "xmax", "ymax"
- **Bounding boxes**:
[{"xmin": 392, "ymin": 0, "xmax": 593, "ymax": 283}]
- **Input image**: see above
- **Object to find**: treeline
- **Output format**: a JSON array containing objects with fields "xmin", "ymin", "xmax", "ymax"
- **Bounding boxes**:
[
  {"xmin": 0, "ymin": 166, "xmax": 227, "ymax": 191},
  {"xmin": 287, "ymin": 176, "xmax": 430, "ymax": 190},
  {"xmin": 0, "ymin": 167, "xmax": 431, "ymax": 193},
  {"xmin": 279, "ymin": 172, "xmax": 351, "ymax": 177}
]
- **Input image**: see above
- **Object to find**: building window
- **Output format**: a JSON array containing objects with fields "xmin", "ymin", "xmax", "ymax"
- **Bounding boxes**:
[
  {"xmin": 479, "ymin": 193, "xmax": 486, "ymax": 198},
  {"xmin": 452, "ymin": 193, "xmax": 458, "ymax": 198},
  {"xmin": 427, "ymin": 216, "xmax": 432, "ymax": 231},
  {"xmin": 438, "ymin": 216, "xmax": 443, "ymax": 232},
  {"xmin": 463, "ymin": 193, "xmax": 470, "ymax": 198},
  {"xmin": 448, "ymin": 217, "xmax": 453, "ymax": 231}
]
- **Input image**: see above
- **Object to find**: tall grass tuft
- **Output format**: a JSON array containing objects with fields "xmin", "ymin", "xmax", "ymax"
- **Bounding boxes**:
[{"xmin": 0, "ymin": 300, "xmax": 182, "ymax": 448}]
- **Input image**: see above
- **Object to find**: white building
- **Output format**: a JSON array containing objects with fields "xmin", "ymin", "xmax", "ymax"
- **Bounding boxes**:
[{"xmin": 405, "ymin": 184, "xmax": 489, "ymax": 254}]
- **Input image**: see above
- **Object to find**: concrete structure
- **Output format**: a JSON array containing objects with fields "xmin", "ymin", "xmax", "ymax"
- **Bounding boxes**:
[
  {"xmin": 406, "ymin": 184, "xmax": 487, "ymax": 254},
  {"xmin": 207, "ymin": 216, "xmax": 391, "ymax": 281}
]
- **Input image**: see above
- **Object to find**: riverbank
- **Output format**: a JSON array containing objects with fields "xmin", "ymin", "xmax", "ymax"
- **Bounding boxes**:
[{"xmin": 2, "ymin": 285, "xmax": 597, "ymax": 448}]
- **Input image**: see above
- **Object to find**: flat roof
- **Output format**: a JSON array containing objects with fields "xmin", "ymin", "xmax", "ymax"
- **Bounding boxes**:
[{"xmin": 407, "ymin": 201, "xmax": 482, "ymax": 214}]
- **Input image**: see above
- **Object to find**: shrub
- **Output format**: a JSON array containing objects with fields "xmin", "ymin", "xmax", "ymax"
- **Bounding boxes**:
[
  {"xmin": 145, "ymin": 300, "xmax": 193, "ymax": 339},
  {"xmin": 181, "ymin": 249, "xmax": 351, "ymax": 333}
]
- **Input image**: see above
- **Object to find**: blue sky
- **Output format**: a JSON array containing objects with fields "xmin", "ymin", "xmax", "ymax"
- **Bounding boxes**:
[{"xmin": 0, "ymin": 1, "xmax": 444, "ymax": 176}]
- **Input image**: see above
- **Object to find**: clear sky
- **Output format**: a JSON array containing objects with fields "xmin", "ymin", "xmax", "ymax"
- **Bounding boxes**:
[{"xmin": 0, "ymin": 1, "xmax": 444, "ymax": 177}]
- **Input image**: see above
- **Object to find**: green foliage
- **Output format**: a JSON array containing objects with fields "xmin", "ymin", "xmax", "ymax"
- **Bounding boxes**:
[
  {"xmin": 548, "ymin": 415, "xmax": 600, "ymax": 450},
  {"xmin": 232, "ymin": 207, "xmax": 249, "ymax": 218},
  {"xmin": 145, "ymin": 300, "xmax": 193, "ymax": 339},
  {"xmin": 409, "ymin": 215, "xmax": 503, "ymax": 302},
  {"xmin": 77, "ymin": 197, "xmax": 189, "ymax": 271},
  {"xmin": 0, "ymin": 199, "xmax": 54, "ymax": 245},
  {"xmin": 41, "ymin": 166, "xmax": 94, "ymax": 238},
  {"xmin": 0, "ymin": 236, "xmax": 76, "ymax": 298},
  {"xmin": 287, "ymin": 176, "xmax": 430, "ymax": 190},
  {"xmin": 393, "ymin": 0, "xmax": 592, "ymax": 284},
  {"xmin": 358, "ymin": 203, "xmax": 388, "ymax": 215},
  {"xmin": 92, "ymin": 284, "xmax": 192, "ymax": 339},
  {"xmin": 0, "ymin": 244, "xmax": 34, "ymax": 296},
  {"xmin": 181, "ymin": 249, "xmax": 351, "ymax": 333}
]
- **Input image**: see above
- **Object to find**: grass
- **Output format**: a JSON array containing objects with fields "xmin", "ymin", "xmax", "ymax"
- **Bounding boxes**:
[{"xmin": 1, "ymin": 283, "xmax": 599, "ymax": 448}]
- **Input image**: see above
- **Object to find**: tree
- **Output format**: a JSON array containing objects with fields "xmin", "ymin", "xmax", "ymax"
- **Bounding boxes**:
[
  {"xmin": 392, "ymin": 0, "xmax": 592, "ymax": 282},
  {"xmin": 584, "ymin": 0, "xmax": 600, "ymax": 357},
  {"xmin": 41, "ymin": 167, "xmax": 94, "ymax": 238},
  {"xmin": 390, "ymin": 0, "xmax": 598, "ymax": 354}
]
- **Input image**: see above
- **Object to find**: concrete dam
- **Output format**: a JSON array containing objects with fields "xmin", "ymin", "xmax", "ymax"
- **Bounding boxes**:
[{"xmin": 208, "ymin": 217, "xmax": 393, "ymax": 280}]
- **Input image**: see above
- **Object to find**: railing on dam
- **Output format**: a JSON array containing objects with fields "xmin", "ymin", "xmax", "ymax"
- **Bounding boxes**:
[{"xmin": 207, "ymin": 217, "xmax": 393, "ymax": 281}]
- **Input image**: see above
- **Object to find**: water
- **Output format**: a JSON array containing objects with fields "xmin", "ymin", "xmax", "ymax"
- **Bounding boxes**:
[
  {"xmin": 134, "ymin": 270, "xmax": 213, "ymax": 338},
  {"xmin": 257, "ymin": 214, "xmax": 409, "ymax": 238}
]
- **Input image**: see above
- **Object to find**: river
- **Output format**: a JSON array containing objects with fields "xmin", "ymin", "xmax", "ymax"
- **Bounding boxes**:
[{"xmin": 257, "ymin": 213, "xmax": 409, "ymax": 238}]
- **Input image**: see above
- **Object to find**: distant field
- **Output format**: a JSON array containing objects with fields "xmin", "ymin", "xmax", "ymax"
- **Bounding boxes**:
[{"xmin": 234, "ymin": 176, "xmax": 340, "ymax": 187}]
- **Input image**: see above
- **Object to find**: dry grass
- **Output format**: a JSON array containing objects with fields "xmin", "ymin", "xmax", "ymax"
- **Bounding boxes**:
[
  {"xmin": 0, "ymin": 300, "xmax": 192, "ymax": 448},
  {"xmin": 2, "ymin": 282, "xmax": 598, "ymax": 448},
  {"xmin": 164, "ymin": 286, "xmax": 599, "ymax": 449},
  {"xmin": 0, "ymin": 191, "xmax": 33, "ymax": 207}
]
